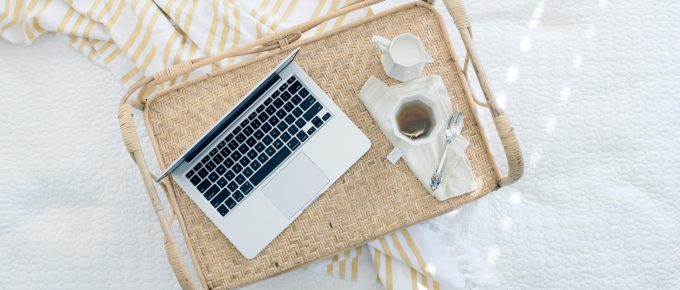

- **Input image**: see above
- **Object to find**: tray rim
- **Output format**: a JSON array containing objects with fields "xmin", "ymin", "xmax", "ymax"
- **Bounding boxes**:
[{"xmin": 144, "ymin": 3, "xmax": 498, "ymax": 288}]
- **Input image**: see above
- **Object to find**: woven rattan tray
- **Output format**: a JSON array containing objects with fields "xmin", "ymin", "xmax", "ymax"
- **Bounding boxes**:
[{"xmin": 118, "ymin": 1, "xmax": 523, "ymax": 289}]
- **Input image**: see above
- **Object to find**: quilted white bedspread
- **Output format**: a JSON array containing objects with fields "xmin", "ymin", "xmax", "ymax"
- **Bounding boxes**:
[{"xmin": 1, "ymin": 0, "xmax": 679, "ymax": 289}]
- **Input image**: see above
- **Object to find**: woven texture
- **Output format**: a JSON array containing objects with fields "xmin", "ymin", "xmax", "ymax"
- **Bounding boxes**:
[{"xmin": 146, "ymin": 5, "xmax": 498, "ymax": 289}]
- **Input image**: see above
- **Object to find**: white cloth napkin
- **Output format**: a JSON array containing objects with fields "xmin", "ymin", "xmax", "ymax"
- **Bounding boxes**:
[{"xmin": 359, "ymin": 75, "xmax": 476, "ymax": 200}]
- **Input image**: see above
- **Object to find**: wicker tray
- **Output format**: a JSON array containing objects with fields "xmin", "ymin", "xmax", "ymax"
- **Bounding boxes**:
[{"xmin": 118, "ymin": 1, "xmax": 523, "ymax": 289}]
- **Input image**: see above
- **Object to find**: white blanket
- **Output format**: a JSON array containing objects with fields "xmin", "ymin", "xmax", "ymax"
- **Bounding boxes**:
[{"xmin": 1, "ymin": 0, "xmax": 679, "ymax": 289}]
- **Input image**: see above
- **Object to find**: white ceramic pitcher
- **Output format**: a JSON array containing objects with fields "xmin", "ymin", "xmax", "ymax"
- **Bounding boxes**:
[{"xmin": 372, "ymin": 33, "xmax": 433, "ymax": 82}]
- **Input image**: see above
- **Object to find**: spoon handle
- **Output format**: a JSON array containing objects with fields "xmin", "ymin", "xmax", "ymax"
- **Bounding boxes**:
[{"xmin": 430, "ymin": 138, "xmax": 452, "ymax": 191}]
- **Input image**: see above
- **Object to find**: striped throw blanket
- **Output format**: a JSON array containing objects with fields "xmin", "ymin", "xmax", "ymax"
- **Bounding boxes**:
[{"xmin": 0, "ymin": 1, "xmax": 497, "ymax": 289}]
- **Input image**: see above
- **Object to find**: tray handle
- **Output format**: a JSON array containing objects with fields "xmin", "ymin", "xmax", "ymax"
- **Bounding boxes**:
[
  {"xmin": 441, "ymin": 0, "xmax": 524, "ymax": 186},
  {"xmin": 119, "ymin": 104, "xmax": 198, "ymax": 290}
]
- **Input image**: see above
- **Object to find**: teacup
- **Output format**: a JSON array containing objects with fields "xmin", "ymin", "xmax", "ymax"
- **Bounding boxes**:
[
  {"xmin": 372, "ymin": 33, "xmax": 433, "ymax": 82},
  {"xmin": 391, "ymin": 93, "xmax": 444, "ymax": 146}
]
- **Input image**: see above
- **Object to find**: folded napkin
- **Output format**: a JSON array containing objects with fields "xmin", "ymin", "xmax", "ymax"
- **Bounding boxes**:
[{"xmin": 359, "ymin": 75, "xmax": 476, "ymax": 200}]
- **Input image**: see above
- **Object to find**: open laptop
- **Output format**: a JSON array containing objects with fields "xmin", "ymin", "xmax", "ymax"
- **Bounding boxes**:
[{"xmin": 157, "ymin": 48, "xmax": 371, "ymax": 259}]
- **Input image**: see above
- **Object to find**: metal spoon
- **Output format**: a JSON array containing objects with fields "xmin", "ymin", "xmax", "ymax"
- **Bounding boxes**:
[{"xmin": 430, "ymin": 112, "xmax": 464, "ymax": 191}]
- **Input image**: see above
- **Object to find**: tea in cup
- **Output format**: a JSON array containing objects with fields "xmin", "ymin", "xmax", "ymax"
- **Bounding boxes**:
[{"xmin": 391, "ymin": 94, "xmax": 443, "ymax": 145}]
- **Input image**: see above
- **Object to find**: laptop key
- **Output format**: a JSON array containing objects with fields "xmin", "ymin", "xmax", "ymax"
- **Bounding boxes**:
[
  {"xmin": 241, "ymin": 182, "xmax": 254, "ymax": 195},
  {"xmin": 300, "ymin": 97, "xmax": 314, "ymax": 110},
  {"xmin": 254, "ymin": 129, "xmax": 264, "ymax": 139},
  {"xmin": 276, "ymin": 109, "xmax": 286, "ymax": 119},
  {"xmin": 186, "ymin": 169, "xmax": 195, "ymax": 179},
  {"xmin": 266, "ymin": 105, "xmax": 277, "ymax": 115},
  {"xmin": 225, "ymin": 197, "xmax": 237, "ymax": 209},
  {"xmin": 304, "ymin": 103, "xmax": 323, "ymax": 121},
  {"xmin": 265, "ymin": 146, "xmax": 277, "ymax": 156},
  {"xmin": 233, "ymin": 127, "xmax": 242, "ymax": 135},
  {"xmin": 272, "ymin": 91, "xmax": 280, "ymax": 98},
  {"xmin": 250, "ymin": 147, "xmax": 292, "ymax": 187},
  {"xmin": 251, "ymin": 119, "xmax": 261, "ymax": 129},
  {"xmin": 190, "ymin": 175, "xmax": 201, "ymax": 186},
  {"xmin": 291, "ymin": 94, "xmax": 302, "ymax": 105},
  {"xmin": 289, "ymin": 81, "xmax": 302, "ymax": 94},
  {"xmin": 211, "ymin": 189, "xmax": 231, "ymax": 207},
  {"xmin": 217, "ymin": 141, "xmax": 226, "ymax": 149},
  {"xmin": 279, "ymin": 83, "xmax": 289, "ymax": 91},
  {"xmin": 288, "ymin": 124, "xmax": 300, "ymax": 136},
  {"xmin": 250, "ymin": 160, "xmax": 261, "ymax": 170},
  {"xmin": 213, "ymin": 154, "xmax": 224, "ymax": 164},
  {"xmin": 258, "ymin": 153, "xmax": 269, "ymax": 163},
  {"xmin": 217, "ymin": 177, "xmax": 228, "ymax": 187},
  {"xmin": 243, "ymin": 126, "xmax": 254, "ymax": 136},
  {"xmin": 235, "ymin": 174, "xmax": 246, "ymax": 185},
  {"xmin": 287, "ymin": 76, "xmax": 296, "ymax": 84},
  {"xmin": 307, "ymin": 126, "xmax": 317, "ymax": 135},
  {"xmin": 312, "ymin": 116, "xmax": 323, "ymax": 127},
  {"xmin": 248, "ymin": 111, "xmax": 258, "ymax": 120},
  {"xmin": 292, "ymin": 107, "xmax": 303, "ymax": 117},
  {"xmin": 232, "ymin": 163, "xmax": 243, "ymax": 174},
  {"xmin": 223, "ymin": 157, "xmax": 234, "ymax": 168},
  {"xmin": 263, "ymin": 135, "xmax": 273, "ymax": 145},
  {"xmin": 273, "ymin": 139, "xmax": 284, "ymax": 149},
  {"xmin": 246, "ymin": 137, "xmax": 257, "ymax": 147},
  {"xmin": 197, "ymin": 168, "xmax": 209, "ymax": 178},
  {"xmin": 239, "ymin": 156, "xmax": 249, "ymax": 167},
  {"xmin": 276, "ymin": 121, "xmax": 287, "ymax": 132},
  {"xmin": 247, "ymin": 149, "xmax": 258, "ymax": 159},
  {"xmin": 299, "ymin": 88, "xmax": 309, "ymax": 98},
  {"xmin": 205, "ymin": 161, "xmax": 216, "ymax": 171},
  {"xmin": 258, "ymin": 112, "xmax": 269, "ymax": 122},
  {"xmin": 294, "ymin": 118, "xmax": 306, "ymax": 129},
  {"xmin": 233, "ymin": 190, "xmax": 244, "ymax": 202},
  {"xmin": 270, "ymin": 128, "xmax": 281, "ymax": 138},
  {"xmin": 209, "ymin": 148, "xmax": 218, "ymax": 156},
  {"xmin": 208, "ymin": 172, "xmax": 219, "ymax": 182},
  {"xmin": 231, "ymin": 151, "xmax": 242, "ymax": 162},
  {"xmin": 281, "ymin": 132, "xmax": 291, "ymax": 142},
  {"xmin": 296, "ymin": 131, "xmax": 308, "ymax": 142},
  {"xmin": 256, "ymin": 104, "xmax": 266, "ymax": 113},
  {"xmin": 261, "ymin": 122, "xmax": 272, "ymax": 133},
  {"xmin": 264, "ymin": 98, "xmax": 273, "ymax": 106},
  {"xmin": 268, "ymin": 116, "xmax": 280, "ymax": 126},
  {"xmin": 203, "ymin": 184, "xmax": 221, "ymax": 200},
  {"xmin": 241, "ymin": 118, "xmax": 250, "ymax": 128},
  {"xmin": 197, "ymin": 179, "xmax": 212, "ymax": 193},
  {"xmin": 219, "ymin": 147, "xmax": 230, "ymax": 158},
  {"xmin": 288, "ymin": 138, "xmax": 301, "ymax": 150},
  {"xmin": 284, "ymin": 115, "xmax": 295, "ymax": 125},
  {"xmin": 236, "ymin": 133, "xmax": 246, "ymax": 143},
  {"xmin": 217, "ymin": 204, "xmax": 229, "ymax": 216},
  {"xmin": 225, "ymin": 170, "xmax": 235, "ymax": 180},
  {"xmin": 243, "ymin": 167, "xmax": 254, "ymax": 177},
  {"xmin": 282, "ymin": 91, "xmax": 292, "ymax": 101},
  {"xmin": 255, "ymin": 142, "xmax": 265, "ymax": 152},
  {"xmin": 238, "ymin": 144, "xmax": 249, "ymax": 154},
  {"xmin": 216, "ymin": 165, "xmax": 227, "ymax": 175},
  {"xmin": 227, "ymin": 182, "xmax": 238, "ymax": 191},
  {"xmin": 228, "ymin": 140, "xmax": 238, "ymax": 150},
  {"xmin": 201, "ymin": 155, "xmax": 210, "ymax": 164}
]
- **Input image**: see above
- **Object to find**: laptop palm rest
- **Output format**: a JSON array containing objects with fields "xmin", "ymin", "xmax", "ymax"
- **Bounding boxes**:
[{"xmin": 262, "ymin": 152, "xmax": 329, "ymax": 219}]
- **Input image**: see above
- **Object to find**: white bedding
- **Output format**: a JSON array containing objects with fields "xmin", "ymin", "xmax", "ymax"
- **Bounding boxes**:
[{"xmin": 1, "ymin": 1, "xmax": 679, "ymax": 289}]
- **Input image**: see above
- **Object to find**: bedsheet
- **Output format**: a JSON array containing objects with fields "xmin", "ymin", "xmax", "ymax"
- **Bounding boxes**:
[{"xmin": 1, "ymin": 0, "xmax": 679, "ymax": 289}]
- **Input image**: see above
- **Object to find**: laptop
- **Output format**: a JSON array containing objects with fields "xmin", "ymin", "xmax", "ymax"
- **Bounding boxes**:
[{"xmin": 157, "ymin": 48, "xmax": 371, "ymax": 259}]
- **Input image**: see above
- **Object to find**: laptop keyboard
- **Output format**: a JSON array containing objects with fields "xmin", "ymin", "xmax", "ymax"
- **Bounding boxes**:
[{"xmin": 183, "ymin": 76, "xmax": 333, "ymax": 217}]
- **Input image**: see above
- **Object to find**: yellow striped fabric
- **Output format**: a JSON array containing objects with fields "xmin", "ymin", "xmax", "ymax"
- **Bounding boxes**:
[
  {"xmin": 0, "ymin": 0, "xmax": 371, "ymax": 88},
  {"xmin": 1, "ymin": 2, "xmax": 496, "ymax": 289}
]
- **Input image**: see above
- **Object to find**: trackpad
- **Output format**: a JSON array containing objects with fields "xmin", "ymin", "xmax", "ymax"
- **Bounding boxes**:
[{"xmin": 262, "ymin": 153, "xmax": 329, "ymax": 219}]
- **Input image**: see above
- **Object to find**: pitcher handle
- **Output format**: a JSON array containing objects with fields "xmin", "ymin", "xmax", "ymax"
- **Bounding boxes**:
[{"xmin": 371, "ymin": 35, "xmax": 390, "ymax": 53}]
